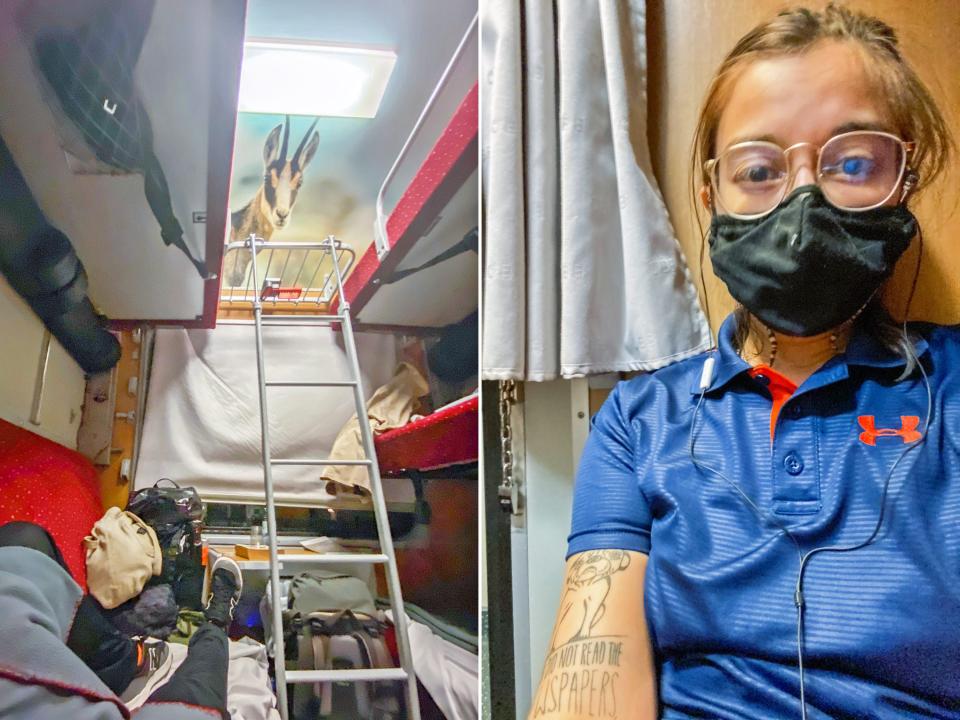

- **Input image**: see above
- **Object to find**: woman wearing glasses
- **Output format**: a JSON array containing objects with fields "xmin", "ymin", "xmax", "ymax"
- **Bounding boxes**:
[{"xmin": 530, "ymin": 5, "xmax": 956, "ymax": 720}]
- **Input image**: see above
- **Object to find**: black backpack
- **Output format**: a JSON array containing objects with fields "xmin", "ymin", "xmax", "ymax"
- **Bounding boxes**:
[{"xmin": 127, "ymin": 479, "xmax": 204, "ymax": 608}]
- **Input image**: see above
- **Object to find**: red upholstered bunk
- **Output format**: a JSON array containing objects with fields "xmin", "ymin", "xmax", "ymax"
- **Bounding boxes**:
[
  {"xmin": 0, "ymin": 420, "xmax": 103, "ymax": 590},
  {"xmin": 375, "ymin": 395, "xmax": 478, "ymax": 476}
]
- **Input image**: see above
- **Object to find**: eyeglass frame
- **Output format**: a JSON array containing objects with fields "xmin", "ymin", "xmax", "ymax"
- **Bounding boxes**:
[{"xmin": 703, "ymin": 130, "xmax": 917, "ymax": 220}]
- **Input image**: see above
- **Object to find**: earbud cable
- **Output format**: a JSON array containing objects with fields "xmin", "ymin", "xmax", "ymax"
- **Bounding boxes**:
[{"xmin": 689, "ymin": 227, "xmax": 931, "ymax": 720}]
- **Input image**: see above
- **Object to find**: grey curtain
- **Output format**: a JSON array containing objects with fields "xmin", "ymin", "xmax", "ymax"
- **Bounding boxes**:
[{"xmin": 482, "ymin": 0, "xmax": 709, "ymax": 380}]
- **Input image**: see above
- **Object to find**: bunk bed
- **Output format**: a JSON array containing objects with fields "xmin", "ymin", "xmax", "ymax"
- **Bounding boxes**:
[
  {"xmin": 375, "ymin": 393, "xmax": 478, "ymax": 477},
  {"xmin": 0, "ymin": 0, "xmax": 244, "ymax": 329},
  {"xmin": 210, "ymin": 81, "xmax": 480, "ymax": 484},
  {"xmin": 193, "ymin": 74, "xmax": 481, "ymax": 708},
  {"xmin": 334, "ymin": 83, "xmax": 478, "ymax": 335},
  {"xmin": 0, "ymin": 2, "xmax": 477, "ymax": 717},
  {"xmin": 332, "ymin": 82, "xmax": 480, "ymax": 479},
  {"xmin": 183, "ymin": 18, "xmax": 479, "ymax": 719}
]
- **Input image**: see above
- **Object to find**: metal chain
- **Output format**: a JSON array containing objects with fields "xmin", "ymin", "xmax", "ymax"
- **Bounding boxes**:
[{"xmin": 498, "ymin": 379, "xmax": 518, "ymax": 511}]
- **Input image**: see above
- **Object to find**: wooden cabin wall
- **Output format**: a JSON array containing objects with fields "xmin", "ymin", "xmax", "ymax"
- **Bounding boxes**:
[
  {"xmin": 0, "ymin": 275, "xmax": 85, "ymax": 449},
  {"xmin": 98, "ymin": 331, "xmax": 140, "ymax": 510},
  {"xmin": 645, "ymin": 0, "xmax": 960, "ymax": 335},
  {"xmin": 378, "ymin": 477, "xmax": 479, "ymax": 628}
]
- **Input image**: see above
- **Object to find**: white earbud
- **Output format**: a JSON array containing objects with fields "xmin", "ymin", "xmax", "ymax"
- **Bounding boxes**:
[{"xmin": 699, "ymin": 355, "xmax": 717, "ymax": 392}]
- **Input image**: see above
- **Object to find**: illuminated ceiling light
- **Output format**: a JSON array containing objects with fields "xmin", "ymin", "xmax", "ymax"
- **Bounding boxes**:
[{"xmin": 238, "ymin": 39, "xmax": 397, "ymax": 118}]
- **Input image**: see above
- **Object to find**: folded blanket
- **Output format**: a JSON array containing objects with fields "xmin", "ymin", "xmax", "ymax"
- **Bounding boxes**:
[{"xmin": 322, "ymin": 362, "xmax": 429, "ymax": 496}]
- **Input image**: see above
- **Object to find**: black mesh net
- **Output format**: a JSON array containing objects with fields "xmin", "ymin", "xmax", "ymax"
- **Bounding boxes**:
[{"xmin": 24, "ymin": 0, "xmax": 209, "ymax": 277}]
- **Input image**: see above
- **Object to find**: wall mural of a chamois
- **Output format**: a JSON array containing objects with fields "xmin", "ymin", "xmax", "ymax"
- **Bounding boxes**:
[{"xmin": 225, "ymin": 115, "xmax": 319, "ymax": 287}]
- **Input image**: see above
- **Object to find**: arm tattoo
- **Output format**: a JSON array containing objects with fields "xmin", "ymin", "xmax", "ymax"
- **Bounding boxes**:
[
  {"xmin": 552, "ymin": 549, "xmax": 631, "ymax": 649},
  {"xmin": 531, "ymin": 550, "xmax": 633, "ymax": 718}
]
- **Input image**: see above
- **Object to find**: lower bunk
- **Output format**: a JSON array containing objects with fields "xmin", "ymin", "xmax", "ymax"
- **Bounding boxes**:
[{"xmin": 0, "ymin": 418, "xmax": 477, "ymax": 720}]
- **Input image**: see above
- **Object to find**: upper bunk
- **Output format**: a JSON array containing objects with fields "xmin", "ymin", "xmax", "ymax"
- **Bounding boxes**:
[
  {"xmin": 216, "ymin": 13, "xmax": 478, "ymax": 333},
  {"xmin": 0, "ymin": 0, "xmax": 244, "ymax": 329},
  {"xmin": 348, "ymin": 19, "xmax": 479, "ymax": 474},
  {"xmin": 216, "ymin": 70, "xmax": 478, "ymax": 328},
  {"xmin": 217, "ymin": 237, "xmax": 355, "ymax": 319},
  {"xmin": 375, "ymin": 392, "xmax": 478, "ymax": 477},
  {"xmin": 330, "ymin": 38, "xmax": 478, "ymax": 334}
]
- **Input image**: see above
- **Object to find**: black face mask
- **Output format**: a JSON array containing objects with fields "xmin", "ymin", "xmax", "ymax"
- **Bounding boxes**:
[{"xmin": 708, "ymin": 185, "xmax": 917, "ymax": 336}]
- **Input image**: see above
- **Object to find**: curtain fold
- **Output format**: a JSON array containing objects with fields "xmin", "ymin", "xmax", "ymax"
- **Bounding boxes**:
[{"xmin": 482, "ymin": 0, "xmax": 709, "ymax": 381}]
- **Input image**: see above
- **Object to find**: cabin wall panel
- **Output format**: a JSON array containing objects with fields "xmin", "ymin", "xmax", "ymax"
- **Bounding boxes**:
[
  {"xmin": 98, "ymin": 331, "xmax": 140, "ymax": 510},
  {"xmin": 0, "ymin": 275, "xmax": 84, "ymax": 449}
]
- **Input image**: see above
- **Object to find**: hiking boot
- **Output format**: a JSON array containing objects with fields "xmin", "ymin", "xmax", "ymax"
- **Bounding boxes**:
[
  {"xmin": 204, "ymin": 555, "xmax": 243, "ymax": 629},
  {"xmin": 121, "ymin": 638, "xmax": 172, "ymax": 707}
]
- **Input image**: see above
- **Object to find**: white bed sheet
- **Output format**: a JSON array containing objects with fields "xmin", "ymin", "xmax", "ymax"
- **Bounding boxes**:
[
  {"xmin": 136, "ymin": 325, "xmax": 407, "ymax": 505},
  {"xmin": 127, "ymin": 637, "xmax": 280, "ymax": 720},
  {"xmin": 389, "ymin": 610, "xmax": 478, "ymax": 720}
]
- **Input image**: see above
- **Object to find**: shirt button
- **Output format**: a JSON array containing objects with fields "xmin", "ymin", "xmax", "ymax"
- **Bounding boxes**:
[
  {"xmin": 783, "ymin": 452, "xmax": 804, "ymax": 475},
  {"xmin": 754, "ymin": 374, "xmax": 770, "ymax": 386},
  {"xmin": 787, "ymin": 403, "xmax": 802, "ymax": 419}
]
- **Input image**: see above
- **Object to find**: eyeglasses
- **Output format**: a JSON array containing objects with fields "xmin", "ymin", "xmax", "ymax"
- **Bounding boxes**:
[{"xmin": 704, "ymin": 130, "xmax": 916, "ymax": 219}]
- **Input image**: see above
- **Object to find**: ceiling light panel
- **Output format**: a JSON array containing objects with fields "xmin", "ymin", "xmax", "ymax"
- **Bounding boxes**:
[{"xmin": 239, "ymin": 39, "xmax": 397, "ymax": 118}]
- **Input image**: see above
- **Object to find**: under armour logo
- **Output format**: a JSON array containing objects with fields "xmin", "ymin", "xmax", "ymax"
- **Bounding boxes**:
[{"xmin": 857, "ymin": 415, "xmax": 921, "ymax": 445}]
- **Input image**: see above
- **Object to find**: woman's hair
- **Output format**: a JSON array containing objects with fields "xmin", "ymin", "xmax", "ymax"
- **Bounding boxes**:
[{"xmin": 691, "ymin": 3, "xmax": 955, "ymax": 371}]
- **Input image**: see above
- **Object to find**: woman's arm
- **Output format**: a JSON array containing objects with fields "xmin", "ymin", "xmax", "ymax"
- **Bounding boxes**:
[{"xmin": 528, "ymin": 549, "xmax": 657, "ymax": 719}]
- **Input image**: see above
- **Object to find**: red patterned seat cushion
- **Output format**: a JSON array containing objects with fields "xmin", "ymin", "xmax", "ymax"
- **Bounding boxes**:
[{"xmin": 0, "ymin": 419, "xmax": 103, "ymax": 590}]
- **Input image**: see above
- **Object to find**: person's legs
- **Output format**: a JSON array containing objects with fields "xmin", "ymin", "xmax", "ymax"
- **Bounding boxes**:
[
  {"xmin": 144, "ymin": 557, "xmax": 243, "ymax": 719},
  {"xmin": 146, "ymin": 623, "xmax": 230, "ymax": 717},
  {"xmin": 68, "ymin": 595, "xmax": 141, "ymax": 694},
  {"xmin": 0, "ymin": 520, "xmax": 66, "ymax": 564},
  {"xmin": 0, "ymin": 521, "xmax": 140, "ymax": 695}
]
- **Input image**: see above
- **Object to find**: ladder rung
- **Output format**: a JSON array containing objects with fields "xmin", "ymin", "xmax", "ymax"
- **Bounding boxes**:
[
  {"xmin": 270, "ymin": 458, "xmax": 371, "ymax": 466},
  {"xmin": 260, "ymin": 314, "xmax": 343, "ymax": 322},
  {"xmin": 285, "ymin": 668, "xmax": 408, "ymax": 683},
  {"xmin": 265, "ymin": 380, "xmax": 357, "ymax": 387},
  {"xmin": 278, "ymin": 553, "xmax": 389, "ymax": 565},
  {"xmin": 253, "ymin": 322, "xmax": 336, "ymax": 327}
]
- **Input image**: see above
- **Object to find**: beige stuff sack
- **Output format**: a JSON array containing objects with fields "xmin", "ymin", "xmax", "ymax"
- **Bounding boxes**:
[
  {"xmin": 84, "ymin": 506, "xmax": 162, "ymax": 609},
  {"xmin": 321, "ymin": 362, "xmax": 429, "ymax": 496}
]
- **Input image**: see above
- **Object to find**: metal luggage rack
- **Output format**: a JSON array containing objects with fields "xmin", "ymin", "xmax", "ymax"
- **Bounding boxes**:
[{"xmin": 220, "ymin": 236, "xmax": 356, "ymax": 308}]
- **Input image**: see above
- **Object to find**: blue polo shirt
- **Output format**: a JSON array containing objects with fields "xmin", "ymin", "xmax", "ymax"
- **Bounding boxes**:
[{"xmin": 568, "ymin": 314, "xmax": 960, "ymax": 719}]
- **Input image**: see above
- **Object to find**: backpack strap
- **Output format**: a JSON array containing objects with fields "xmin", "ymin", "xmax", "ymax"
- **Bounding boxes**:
[
  {"xmin": 382, "ymin": 227, "xmax": 477, "ymax": 284},
  {"xmin": 292, "ymin": 616, "xmax": 315, "ymax": 718},
  {"xmin": 312, "ymin": 633, "xmax": 333, "ymax": 716},
  {"xmin": 141, "ymin": 148, "xmax": 210, "ymax": 279},
  {"xmin": 354, "ymin": 626, "xmax": 402, "ymax": 717},
  {"xmin": 369, "ymin": 634, "xmax": 394, "ymax": 670}
]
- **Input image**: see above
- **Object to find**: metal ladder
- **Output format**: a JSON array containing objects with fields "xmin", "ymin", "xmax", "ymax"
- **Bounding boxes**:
[{"xmin": 246, "ymin": 234, "xmax": 421, "ymax": 720}]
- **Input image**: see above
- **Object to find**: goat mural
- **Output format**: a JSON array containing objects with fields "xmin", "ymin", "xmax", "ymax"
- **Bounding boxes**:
[{"xmin": 225, "ymin": 115, "xmax": 319, "ymax": 286}]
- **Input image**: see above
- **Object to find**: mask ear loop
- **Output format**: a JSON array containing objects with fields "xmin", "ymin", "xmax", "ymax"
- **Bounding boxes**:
[
  {"xmin": 698, "ymin": 226, "xmax": 715, "ymax": 347},
  {"xmin": 896, "ymin": 165, "xmax": 922, "ymax": 381}
]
